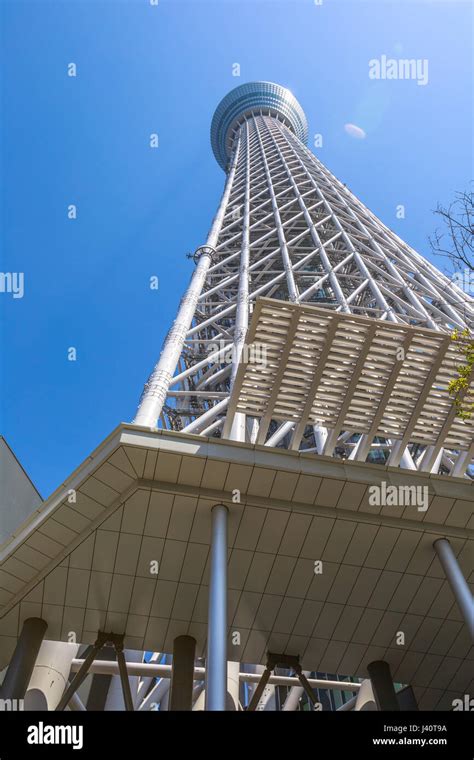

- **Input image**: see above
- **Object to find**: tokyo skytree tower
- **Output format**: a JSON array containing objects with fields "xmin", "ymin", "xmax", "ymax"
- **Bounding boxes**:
[
  {"xmin": 134, "ymin": 82, "xmax": 474, "ymax": 477},
  {"xmin": 1, "ymin": 82, "xmax": 473, "ymax": 718}
]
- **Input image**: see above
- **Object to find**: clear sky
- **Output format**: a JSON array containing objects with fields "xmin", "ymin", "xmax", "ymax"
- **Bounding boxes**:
[{"xmin": 1, "ymin": 0, "xmax": 473, "ymax": 497}]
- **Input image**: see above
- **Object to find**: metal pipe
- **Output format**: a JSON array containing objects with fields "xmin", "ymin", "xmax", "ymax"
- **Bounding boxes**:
[
  {"xmin": 199, "ymin": 418, "xmax": 224, "ymax": 437},
  {"xmin": 434, "ymin": 538, "xmax": 474, "ymax": 638},
  {"xmin": 85, "ymin": 642, "xmax": 115, "ymax": 711},
  {"xmin": 229, "ymin": 120, "xmax": 251, "ymax": 443},
  {"xmin": 69, "ymin": 659, "xmax": 360, "ymax": 691},
  {"xmin": 281, "ymin": 684, "xmax": 304, "ymax": 711},
  {"xmin": 68, "ymin": 691, "xmax": 87, "ymax": 712},
  {"xmin": 337, "ymin": 695, "xmax": 357, "ymax": 711},
  {"xmin": 138, "ymin": 678, "xmax": 170, "ymax": 711},
  {"xmin": 243, "ymin": 674, "xmax": 359, "ymax": 691},
  {"xmin": 264, "ymin": 420, "xmax": 294, "ymax": 447},
  {"xmin": 105, "ymin": 648, "xmax": 141, "ymax": 711},
  {"xmin": 205, "ymin": 504, "xmax": 228, "ymax": 710},
  {"xmin": 116, "ymin": 648, "xmax": 134, "ymax": 711},
  {"xmin": 180, "ymin": 397, "xmax": 229, "ymax": 434},
  {"xmin": 247, "ymin": 667, "xmax": 272, "ymax": 711},
  {"xmin": 133, "ymin": 134, "xmax": 242, "ymax": 428},
  {"xmin": 281, "ymin": 669, "xmax": 313, "ymax": 712},
  {"xmin": 222, "ymin": 132, "xmax": 252, "ymax": 702},
  {"xmin": 354, "ymin": 679, "xmax": 377, "ymax": 711},
  {"xmin": 56, "ymin": 638, "xmax": 103, "ymax": 712}
]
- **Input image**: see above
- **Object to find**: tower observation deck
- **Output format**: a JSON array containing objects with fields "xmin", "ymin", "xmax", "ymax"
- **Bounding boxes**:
[{"xmin": 211, "ymin": 81, "xmax": 309, "ymax": 170}]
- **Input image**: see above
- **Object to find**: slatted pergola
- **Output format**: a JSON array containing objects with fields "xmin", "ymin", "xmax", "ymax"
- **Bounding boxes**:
[{"xmin": 223, "ymin": 299, "xmax": 474, "ymax": 477}]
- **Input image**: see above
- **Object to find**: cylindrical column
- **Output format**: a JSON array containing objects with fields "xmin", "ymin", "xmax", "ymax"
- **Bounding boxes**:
[
  {"xmin": 226, "ymin": 131, "xmax": 250, "ymax": 693},
  {"xmin": 434, "ymin": 538, "xmax": 473, "ymax": 638},
  {"xmin": 354, "ymin": 679, "xmax": 377, "ymax": 711},
  {"xmin": 24, "ymin": 640, "xmax": 79, "ymax": 710},
  {"xmin": 282, "ymin": 684, "xmax": 303, "ymax": 711},
  {"xmin": 133, "ymin": 134, "xmax": 242, "ymax": 429},
  {"xmin": 367, "ymin": 661, "xmax": 399, "ymax": 711},
  {"xmin": 205, "ymin": 504, "xmax": 228, "ymax": 711},
  {"xmin": 282, "ymin": 671, "xmax": 311, "ymax": 711},
  {"xmin": 1, "ymin": 617, "xmax": 47, "ymax": 700},
  {"xmin": 133, "ymin": 250, "xmax": 213, "ymax": 428},
  {"xmin": 169, "ymin": 635, "xmax": 197, "ymax": 711},
  {"xmin": 229, "ymin": 121, "xmax": 251, "ymax": 443}
]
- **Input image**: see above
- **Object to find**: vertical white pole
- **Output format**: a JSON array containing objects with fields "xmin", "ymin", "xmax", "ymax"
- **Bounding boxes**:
[
  {"xmin": 134, "ymin": 136, "xmax": 242, "ymax": 428},
  {"xmin": 434, "ymin": 538, "xmax": 474, "ymax": 638},
  {"xmin": 229, "ymin": 121, "xmax": 251, "ymax": 443},
  {"xmin": 205, "ymin": 505, "xmax": 228, "ymax": 711}
]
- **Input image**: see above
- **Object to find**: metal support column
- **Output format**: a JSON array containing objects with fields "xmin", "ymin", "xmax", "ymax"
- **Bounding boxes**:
[
  {"xmin": 169, "ymin": 635, "xmax": 197, "ymax": 711},
  {"xmin": 1, "ymin": 617, "xmax": 47, "ymax": 700},
  {"xmin": 86, "ymin": 644, "xmax": 115, "ymax": 711},
  {"xmin": 205, "ymin": 504, "xmax": 228, "ymax": 711},
  {"xmin": 116, "ymin": 645, "xmax": 134, "ymax": 712},
  {"xmin": 133, "ymin": 133, "xmax": 242, "ymax": 429},
  {"xmin": 56, "ymin": 635, "xmax": 106, "ymax": 711},
  {"xmin": 367, "ymin": 661, "xmax": 399, "ymax": 711},
  {"xmin": 247, "ymin": 653, "xmax": 317, "ymax": 711},
  {"xmin": 434, "ymin": 538, "xmax": 474, "ymax": 638}
]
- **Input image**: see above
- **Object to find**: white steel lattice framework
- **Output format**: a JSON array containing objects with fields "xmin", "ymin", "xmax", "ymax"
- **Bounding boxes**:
[{"xmin": 134, "ymin": 82, "xmax": 474, "ymax": 476}]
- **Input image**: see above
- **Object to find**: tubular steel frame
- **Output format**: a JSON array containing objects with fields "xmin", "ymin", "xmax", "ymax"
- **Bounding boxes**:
[{"xmin": 135, "ymin": 102, "xmax": 474, "ymax": 478}]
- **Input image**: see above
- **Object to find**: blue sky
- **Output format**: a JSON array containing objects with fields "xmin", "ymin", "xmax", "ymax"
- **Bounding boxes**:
[{"xmin": 1, "ymin": 0, "xmax": 472, "ymax": 497}]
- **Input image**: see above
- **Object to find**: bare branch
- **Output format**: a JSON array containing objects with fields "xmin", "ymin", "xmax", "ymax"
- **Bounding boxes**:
[{"xmin": 429, "ymin": 188, "xmax": 474, "ymax": 274}]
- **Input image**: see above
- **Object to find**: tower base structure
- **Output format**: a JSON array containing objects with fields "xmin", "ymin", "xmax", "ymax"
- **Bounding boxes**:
[{"xmin": 0, "ymin": 417, "xmax": 471, "ymax": 712}]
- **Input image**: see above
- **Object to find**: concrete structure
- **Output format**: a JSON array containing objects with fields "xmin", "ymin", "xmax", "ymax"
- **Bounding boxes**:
[
  {"xmin": 0, "ymin": 438, "xmax": 42, "ymax": 545},
  {"xmin": 0, "ymin": 424, "xmax": 472, "ymax": 710}
]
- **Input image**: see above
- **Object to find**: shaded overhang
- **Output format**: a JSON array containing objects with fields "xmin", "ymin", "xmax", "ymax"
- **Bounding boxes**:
[{"xmin": 0, "ymin": 424, "xmax": 472, "ymax": 711}]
